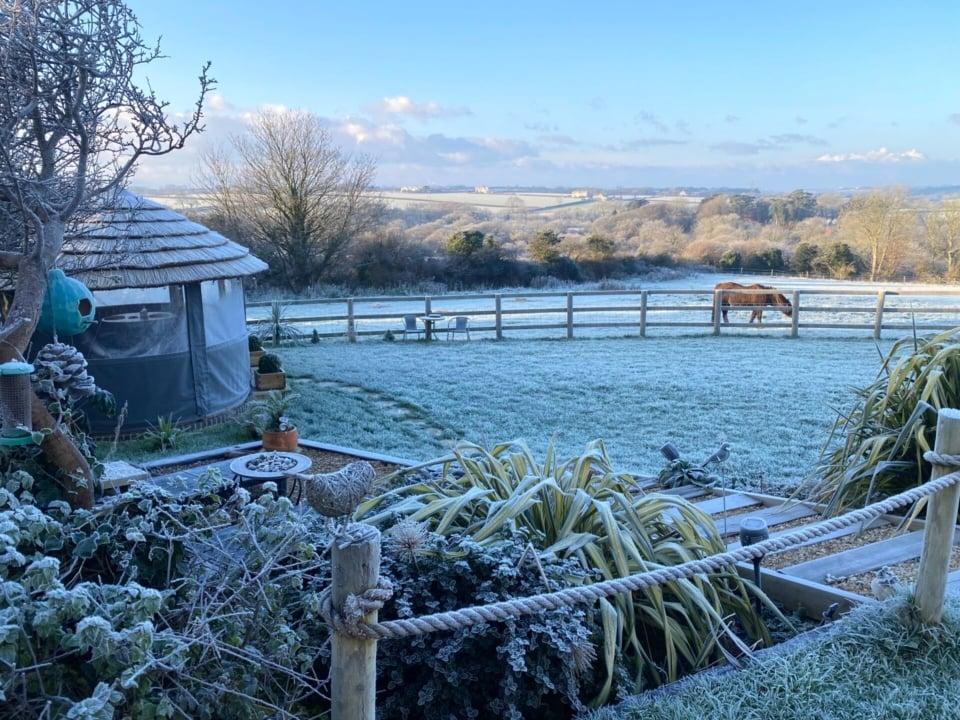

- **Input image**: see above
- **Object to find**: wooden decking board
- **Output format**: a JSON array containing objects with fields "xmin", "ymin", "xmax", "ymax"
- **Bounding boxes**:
[
  {"xmin": 657, "ymin": 484, "xmax": 709, "ymax": 499},
  {"xmin": 694, "ymin": 493, "xmax": 761, "ymax": 515},
  {"xmin": 716, "ymin": 502, "xmax": 816, "ymax": 537},
  {"xmin": 727, "ymin": 517, "xmax": 889, "ymax": 551},
  {"xmin": 782, "ymin": 530, "xmax": 960, "ymax": 582}
]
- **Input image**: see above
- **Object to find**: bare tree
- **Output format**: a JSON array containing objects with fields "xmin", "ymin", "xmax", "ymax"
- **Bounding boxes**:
[
  {"xmin": 923, "ymin": 199, "xmax": 960, "ymax": 280},
  {"xmin": 199, "ymin": 110, "xmax": 379, "ymax": 292},
  {"xmin": 838, "ymin": 190, "xmax": 916, "ymax": 281},
  {"xmin": 0, "ymin": 0, "xmax": 212, "ymax": 507}
]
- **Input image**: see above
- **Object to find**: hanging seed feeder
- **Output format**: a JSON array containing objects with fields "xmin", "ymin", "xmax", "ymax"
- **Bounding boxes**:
[
  {"xmin": 36, "ymin": 268, "xmax": 96, "ymax": 337},
  {"xmin": 0, "ymin": 361, "xmax": 35, "ymax": 446}
]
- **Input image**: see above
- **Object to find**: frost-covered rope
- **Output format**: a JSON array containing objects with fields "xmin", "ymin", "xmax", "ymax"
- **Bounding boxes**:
[{"xmin": 334, "ymin": 451, "xmax": 960, "ymax": 641}]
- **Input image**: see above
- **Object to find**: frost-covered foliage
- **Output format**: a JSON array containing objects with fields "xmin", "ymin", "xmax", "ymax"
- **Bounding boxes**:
[
  {"xmin": 377, "ymin": 530, "xmax": 611, "ymax": 720},
  {"xmin": 587, "ymin": 595, "xmax": 960, "ymax": 720},
  {"xmin": 0, "ymin": 470, "xmax": 332, "ymax": 719},
  {"xmin": 1, "ymin": 468, "xmax": 602, "ymax": 719}
]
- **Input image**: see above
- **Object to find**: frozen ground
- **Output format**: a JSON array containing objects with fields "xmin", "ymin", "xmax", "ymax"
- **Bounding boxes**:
[{"xmin": 282, "ymin": 333, "xmax": 888, "ymax": 494}]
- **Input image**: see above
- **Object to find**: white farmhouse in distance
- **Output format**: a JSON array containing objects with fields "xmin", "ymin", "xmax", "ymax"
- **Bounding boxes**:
[
  {"xmin": 570, "ymin": 189, "xmax": 592, "ymax": 198},
  {"xmin": 400, "ymin": 185, "xmax": 426, "ymax": 193},
  {"xmin": 474, "ymin": 185, "xmax": 490, "ymax": 194}
]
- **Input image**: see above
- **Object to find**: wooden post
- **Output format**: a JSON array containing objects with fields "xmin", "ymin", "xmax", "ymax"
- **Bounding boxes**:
[
  {"xmin": 566, "ymin": 293, "xmax": 574, "ymax": 339},
  {"xmin": 346, "ymin": 299, "xmax": 357, "ymax": 343},
  {"xmin": 425, "ymin": 296, "xmax": 432, "ymax": 315},
  {"xmin": 873, "ymin": 291, "xmax": 886, "ymax": 340},
  {"xmin": 790, "ymin": 290, "xmax": 800, "ymax": 338},
  {"xmin": 916, "ymin": 408, "xmax": 960, "ymax": 624},
  {"xmin": 331, "ymin": 524, "xmax": 381, "ymax": 720},
  {"xmin": 712, "ymin": 291, "xmax": 722, "ymax": 336},
  {"xmin": 495, "ymin": 294, "xmax": 503, "ymax": 340},
  {"xmin": 639, "ymin": 290, "xmax": 648, "ymax": 338}
]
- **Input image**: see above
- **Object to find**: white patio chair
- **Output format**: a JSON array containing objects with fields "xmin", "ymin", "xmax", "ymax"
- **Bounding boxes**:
[
  {"xmin": 446, "ymin": 316, "xmax": 471, "ymax": 341},
  {"xmin": 402, "ymin": 314, "xmax": 424, "ymax": 341}
]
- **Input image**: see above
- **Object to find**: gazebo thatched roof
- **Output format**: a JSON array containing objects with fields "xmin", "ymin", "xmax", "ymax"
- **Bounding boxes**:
[{"xmin": 59, "ymin": 191, "xmax": 267, "ymax": 289}]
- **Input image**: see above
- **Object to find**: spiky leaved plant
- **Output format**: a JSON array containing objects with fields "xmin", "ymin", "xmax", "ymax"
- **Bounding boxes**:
[
  {"xmin": 256, "ymin": 301, "xmax": 304, "ymax": 347},
  {"xmin": 359, "ymin": 439, "xmax": 775, "ymax": 702},
  {"xmin": 811, "ymin": 328, "xmax": 960, "ymax": 516}
]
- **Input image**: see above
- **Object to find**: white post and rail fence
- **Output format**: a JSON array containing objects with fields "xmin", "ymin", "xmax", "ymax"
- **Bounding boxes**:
[
  {"xmin": 248, "ymin": 287, "xmax": 960, "ymax": 342},
  {"xmin": 325, "ymin": 408, "xmax": 960, "ymax": 719}
]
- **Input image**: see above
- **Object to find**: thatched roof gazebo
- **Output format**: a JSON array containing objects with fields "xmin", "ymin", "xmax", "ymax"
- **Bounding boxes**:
[{"xmin": 35, "ymin": 190, "xmax": 268, "ymax": 433}]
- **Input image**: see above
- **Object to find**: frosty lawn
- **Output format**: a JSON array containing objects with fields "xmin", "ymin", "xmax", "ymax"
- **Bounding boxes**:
[
  {"xmin": 280, "ymin": 334, "xmax": 886, "ymax": 493},
  {"xmin": 586, "ymin": 596, "xmax": 960, "ymax": 720}
]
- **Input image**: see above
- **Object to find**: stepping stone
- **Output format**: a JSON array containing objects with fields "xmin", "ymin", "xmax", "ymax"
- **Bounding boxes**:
[{"xmin": 100, "ymin": 460, "xmax": 150, "ymax": 491}]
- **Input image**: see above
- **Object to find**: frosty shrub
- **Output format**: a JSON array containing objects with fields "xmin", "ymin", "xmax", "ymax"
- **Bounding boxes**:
[
  {"xmin": 361, "ymin": 440, "xmax": 775, "ymax": 699},
  {"xmin": 812, "ymin": 328, "xmax": 960, "ymax": 515},
  {"xmin": 1, "ymin": 468, "xmax": 604, "ymax": 719},
  {"xmin": 0, "ymin": 470, "xmax": 332, "ymax": 719},
  {"xmin": 377, "ymin": 530, "xmax": 611, "ymax": 720}
]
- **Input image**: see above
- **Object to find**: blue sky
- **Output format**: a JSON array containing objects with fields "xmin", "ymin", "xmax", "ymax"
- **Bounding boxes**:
[{"xmin": 128, "ymin": 1, "xmax": 960, "ymax": 191}]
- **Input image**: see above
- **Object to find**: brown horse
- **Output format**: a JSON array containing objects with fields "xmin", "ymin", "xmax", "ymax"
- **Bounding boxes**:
[{"xmin": 713, "ymin": 282, "xmax": 792, "ymax": 324}]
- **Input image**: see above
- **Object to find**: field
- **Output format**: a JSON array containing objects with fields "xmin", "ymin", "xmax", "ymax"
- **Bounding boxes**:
[{"xmin": 276, "ymin": 333, "xmax": 886, "ymax": 493}]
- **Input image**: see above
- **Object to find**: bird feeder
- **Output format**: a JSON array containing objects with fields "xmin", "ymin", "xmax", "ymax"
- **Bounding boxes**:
[
  {"xmin": 37, "ymin": 269, "xmax": 96, "ymax": 337},
  {"xmin": 0, "ymin": 361, "xmax": 35, "ymax": 446}
]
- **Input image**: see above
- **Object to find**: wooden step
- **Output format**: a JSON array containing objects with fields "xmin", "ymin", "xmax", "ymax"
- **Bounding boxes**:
[
  {"xmin": 782, "ymin": 529, "xmax": 960, "ymax": 583},
  {"xmin": 694, "ymin": 493, "xmax": 761, "ymax": 516},
  {"xmin": 657, "ymin": 484, "xmax": 710, "ymax": 500},
  {"xmin": 715, "ymin": 502, "xmax": 816, "ymax": 537}
]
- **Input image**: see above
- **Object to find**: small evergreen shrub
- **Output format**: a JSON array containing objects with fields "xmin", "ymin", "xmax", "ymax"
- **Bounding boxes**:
[
  {"xmin": 310, "ymin": 329, "xmax": 320, "ymax": 344},
  {"xmin": 248, "ymin": 334, "xmax": 263, "ymax": 352},
  {"xmin": 258, "ymin": 352, "xmax": 282, "ymax": 374},
  {"xmin": 376, "ymin": 530, "xmax": 608, "ymax": 719},
  {"xmin": 384, "ymin": 329, "xmax": 396, "ymax": 342}
]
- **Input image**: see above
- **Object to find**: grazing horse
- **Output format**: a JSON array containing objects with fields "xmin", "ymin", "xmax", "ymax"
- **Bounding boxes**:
[{"xmin": 712, "ymin": 282, "xmax": 793, "ymax": 324}]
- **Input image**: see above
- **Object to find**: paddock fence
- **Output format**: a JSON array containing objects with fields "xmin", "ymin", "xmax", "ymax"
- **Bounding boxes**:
[{"xmin": 247, "ymin": 286, "xmax": 960, "ymax": 341}]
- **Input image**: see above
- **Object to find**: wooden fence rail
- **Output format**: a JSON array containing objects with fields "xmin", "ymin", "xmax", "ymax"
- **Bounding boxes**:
[{"xmin": 247, "ymin": 287, "xmax": 960, "ymax": 341}]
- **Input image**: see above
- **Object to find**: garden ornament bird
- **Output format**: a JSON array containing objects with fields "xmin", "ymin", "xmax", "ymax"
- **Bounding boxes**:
[
  {"xmin": 703, "ymin": 442, "xmax": 731, "ymax": 466},
  {"xmin": 870, "ymin": 566, "xmax": 901, "ymax": 600},
  {"xmin": 294, "ymin": 461, "xmax": 376, "ymax": 519}
]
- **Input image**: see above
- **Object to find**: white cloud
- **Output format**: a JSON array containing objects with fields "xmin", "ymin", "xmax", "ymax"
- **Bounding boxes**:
[
  {"xmin": 373, "ymin": 95, "xmax": 471, "ymax": 120},
  {"xmin": 816, "ymin": 147, "xmax": 925, "ymax": 163}
]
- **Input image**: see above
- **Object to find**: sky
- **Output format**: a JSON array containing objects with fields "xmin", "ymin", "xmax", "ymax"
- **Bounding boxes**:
[{"xmin": 127, "ymin": 0, "xmax": 960, "ymax": 192}]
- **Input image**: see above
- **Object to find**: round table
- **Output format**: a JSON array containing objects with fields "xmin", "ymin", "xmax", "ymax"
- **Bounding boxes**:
[
  {"xmin": 227, "ymin": 451, "xmax": 312, "ymax": 497},
  {"xmin": 420, "ymin": 314, "xmax": 445, "ymax": 341}
]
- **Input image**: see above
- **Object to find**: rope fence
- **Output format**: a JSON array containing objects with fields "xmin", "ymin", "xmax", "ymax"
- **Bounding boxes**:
[{"xmin": 325, "ymin": 409, "xmax": 960, "ymax": 719}]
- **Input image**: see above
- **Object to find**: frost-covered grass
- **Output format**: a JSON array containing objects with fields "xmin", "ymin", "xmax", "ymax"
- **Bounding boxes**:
[
  {"xmin": 281, "ymin": 334, "xmax": 885, "ymax": 492},
  {"xmin": 584, "ymin": 595, "xmax": 960, "ymax": 720}
]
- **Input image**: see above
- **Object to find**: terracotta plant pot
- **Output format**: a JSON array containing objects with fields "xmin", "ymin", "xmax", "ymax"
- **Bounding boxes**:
[
  {"xmin": 254, "ymin": 370, "xmax": 286, "ymax": 390},
  {"xmin": 249, "ymin": 350, "xmax": 264, "ymax": 368},
  {"xmin": 262, "ymin": 428, "xmax": 298, "ymax": 451}
]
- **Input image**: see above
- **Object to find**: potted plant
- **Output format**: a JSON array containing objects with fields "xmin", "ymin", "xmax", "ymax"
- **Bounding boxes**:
[
  {"xmin": 251, "ymin": 390, "xmax": 299, "ymax": 451},
  {"xmin": 254, "ymin": 352, "xmax": 286, "ymax": 390},
  {"xmin": 249, "ymin": 334, "xmax": 264, "ymax": 368}
]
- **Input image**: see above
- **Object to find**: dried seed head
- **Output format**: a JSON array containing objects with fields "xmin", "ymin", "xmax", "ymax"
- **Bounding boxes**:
[
  {"xmin": 388, "ymin": 521, "xmax": 429, "ymax": 561},
  {"xmin": 569, "ymin": 637, "xmax": 598, "ymax": 677}
]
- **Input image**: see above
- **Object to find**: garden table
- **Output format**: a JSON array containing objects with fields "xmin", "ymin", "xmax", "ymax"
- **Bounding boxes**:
[{"xmin": 419, "ymin": 313, "xmax": 445, "ymax": 341}]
